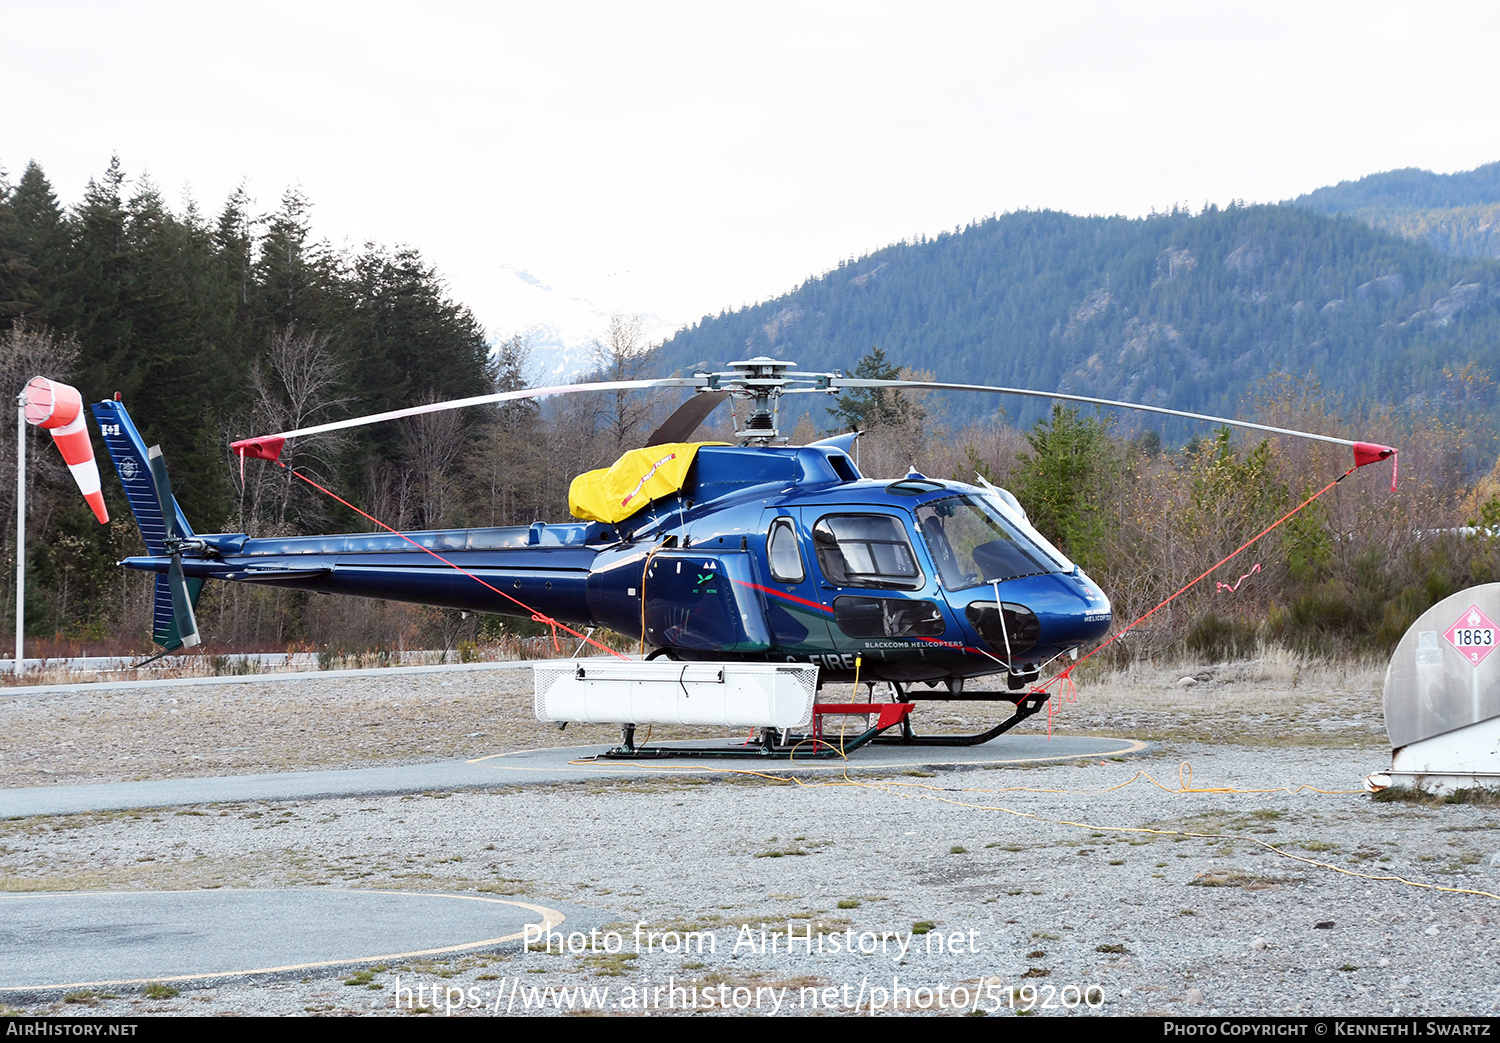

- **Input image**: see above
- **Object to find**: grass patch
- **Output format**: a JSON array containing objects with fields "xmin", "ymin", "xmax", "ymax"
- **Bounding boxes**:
[
  {"xmin": 143, "ymin": 982, "xmax": 179, "ymax": 1000},
  {"xmin": 837, "ymin": 898, "xmax": 861, "ymax": 909},
  {"xmin": 911, "ymin": 921, "xmax": 937, "ymax": 935},
  {"xmin": 1190, "ymin": 869, "xmax": 1304, "ymax": 889},
  {"xmin": 580, "ymin": 952, "xmax": 638, "ymax": 977},
  {"xmin": 1373, "ymin": 786, "xmax": 1500, "ymax": 807},
  {"xmin": 63, "ymin": 990, "xmax": 115, "ymax": 1006}
]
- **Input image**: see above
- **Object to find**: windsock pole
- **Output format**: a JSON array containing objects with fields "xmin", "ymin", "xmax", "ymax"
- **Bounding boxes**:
[
  {"xmin": 13, "ymin": 377, "xmax": 112, "ymax": 677},
  {"xmin": 14, "ymin": 393, "xmax": 24, "ymax": 677}
]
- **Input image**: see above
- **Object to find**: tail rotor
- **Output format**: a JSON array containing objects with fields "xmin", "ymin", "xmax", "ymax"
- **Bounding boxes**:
[{"xmin": 146, "ymin": 445, "xmax": 200, "ymax": 650}]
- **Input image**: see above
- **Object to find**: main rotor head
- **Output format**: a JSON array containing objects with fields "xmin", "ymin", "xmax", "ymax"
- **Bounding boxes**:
[{"xmin": 699, "ymin": 357, "xmax": 834, "ymax": 444}]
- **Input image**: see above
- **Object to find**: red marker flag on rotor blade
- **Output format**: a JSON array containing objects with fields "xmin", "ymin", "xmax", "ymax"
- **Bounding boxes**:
[
  {"xmin": 1352, "ymin": 441, "xmax": 1398, "ymax": 491},
  {"xmin": 23, "ymin": 376, "xmax": 109, "ymax": 524},
  {"xmin": 231, "ymin": 436, "xmax": 287, "ymax": 463}
]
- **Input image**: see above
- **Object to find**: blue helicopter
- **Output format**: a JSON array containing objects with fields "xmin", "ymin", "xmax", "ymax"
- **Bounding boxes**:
[{"xmin": 88, "ymin": 357, "xmax": 1388, "ymax": 749}]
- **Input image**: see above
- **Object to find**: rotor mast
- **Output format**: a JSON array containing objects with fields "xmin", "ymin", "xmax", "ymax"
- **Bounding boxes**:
[{"xmin": 703, "ymin": 357, "xmax": 832, "ymax": 445}]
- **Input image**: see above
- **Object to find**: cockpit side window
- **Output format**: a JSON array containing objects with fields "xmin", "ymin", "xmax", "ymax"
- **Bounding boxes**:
[
  {"xmin": 812, "ymin": 514, "xmax": 923, "ymax": 590},
  {"xmin": 767, "ymin": 517, "xmax": 805, "ymax": 583}
]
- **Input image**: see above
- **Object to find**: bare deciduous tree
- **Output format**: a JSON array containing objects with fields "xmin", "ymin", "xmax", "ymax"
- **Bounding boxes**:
[
  {"xmin": 591, "ymin": 312, "xmax": 660, "ymax": 454},
  {"xmin": 473, "ymin": 333, "xmax": 550, "ymax": 525},
  {"xmin": 0, "ymin": 322, "xmax": 79, "ymax": 519},
  {"xmin": 240, "ymin": 325, "xmax": 348, "ymax": 531},
  {"xmin": 399, "ymin": 405, "xmax": 467, "ymax": 530}
]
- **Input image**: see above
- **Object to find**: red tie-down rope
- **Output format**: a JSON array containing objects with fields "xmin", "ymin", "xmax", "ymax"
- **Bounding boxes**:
[
  {"xmin": 282, "ymin": 465, "xmax": 629, "ymax": 660},
  {"xmin": 1216, "ymin": 562, "xmax": 1262, "ymax": 593},
  {"xmin": 1034, "ymin": 459, "xmax": 1373, "ymax": 722}
]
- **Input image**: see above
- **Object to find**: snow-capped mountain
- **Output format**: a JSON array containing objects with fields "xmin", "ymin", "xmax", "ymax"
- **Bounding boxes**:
[{"xmin": 446, "ymin": 263, "xmax": 679, "ymax": 382}]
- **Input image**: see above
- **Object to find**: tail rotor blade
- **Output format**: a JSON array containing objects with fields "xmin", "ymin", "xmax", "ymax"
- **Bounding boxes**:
[
  {"xmin": 166, "ymin": 554, "xmax": 200, "ymax": 649},
  {"xmin": 146, "ymin": 445, "xmax": 181, "ymax": 541},
  {"xmin": 148, "ymin": 444, "xmax": 199, "ymax": 647}
]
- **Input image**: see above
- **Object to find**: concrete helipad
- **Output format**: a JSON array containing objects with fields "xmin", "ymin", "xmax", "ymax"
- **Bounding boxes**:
[
  {"xmin": 0, "ymin": 735, "xmax": 1146, "ymax": 818},
  {"xmin": 0, "ymin": 889, "xmax": 576, "ymax": 993}
]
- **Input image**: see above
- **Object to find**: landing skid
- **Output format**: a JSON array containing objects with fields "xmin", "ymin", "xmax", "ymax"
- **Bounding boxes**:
[
  {"xmin": 875, "ymin": 692, "xmax": 1049, "ymax": 747},
  {"xmin": 592, "ymin": 691, "xmax": 1050, "ymax": 760}
]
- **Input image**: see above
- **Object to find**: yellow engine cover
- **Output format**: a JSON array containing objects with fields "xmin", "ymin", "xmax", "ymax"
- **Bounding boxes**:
[{"xmin": 568, "ymin": 442, "xmax": 724, "ymax": 523}]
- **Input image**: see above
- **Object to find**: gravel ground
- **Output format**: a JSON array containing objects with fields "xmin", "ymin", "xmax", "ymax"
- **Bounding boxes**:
[{"xmin": 6, "ymin": 653, "xmax": 1498, "ymax": 1018}]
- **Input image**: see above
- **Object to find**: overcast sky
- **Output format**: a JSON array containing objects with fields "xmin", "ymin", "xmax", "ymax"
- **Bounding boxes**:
[{"xmin": 4, "ymin": 1, "xmax": 1498, "ymax": 336}]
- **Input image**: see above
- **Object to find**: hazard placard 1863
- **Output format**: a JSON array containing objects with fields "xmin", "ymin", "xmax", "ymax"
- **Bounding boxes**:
[{"xmin": 1444, "ymin": 605, "xmax": 1498, "ymax": 666}]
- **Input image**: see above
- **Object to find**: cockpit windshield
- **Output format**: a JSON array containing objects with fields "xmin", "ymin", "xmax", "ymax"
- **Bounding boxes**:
[{"xmin": 915, "ymin": 494, "xmax": 1070, "ymax": 590}]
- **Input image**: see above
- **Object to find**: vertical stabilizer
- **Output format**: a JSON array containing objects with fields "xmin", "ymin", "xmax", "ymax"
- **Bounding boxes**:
[
  {"xmin": 90, "ymin": 400, "xmax": 194, "ymax": 553},
  {"xmin": 90, "ymin": 399, "xmax": 201, "ymax": 650}
]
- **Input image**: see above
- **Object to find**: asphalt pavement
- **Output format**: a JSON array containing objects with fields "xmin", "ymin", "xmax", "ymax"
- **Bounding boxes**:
[
  {"xmin": 0, "ymin": 735, "xmax": 1146, "ymax": 818},
  {"xmin": 0, "ymin": 889, "xmax": 590, "ymax": 993}
]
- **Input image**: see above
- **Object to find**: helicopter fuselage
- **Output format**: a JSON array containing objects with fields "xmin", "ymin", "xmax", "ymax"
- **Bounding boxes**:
[{"xmin": 120, "ymin": 442, "xmax": 1111, "ymax": 692}]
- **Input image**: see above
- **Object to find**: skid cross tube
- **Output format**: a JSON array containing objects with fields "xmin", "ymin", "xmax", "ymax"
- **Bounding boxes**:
[
  {"xmin": 874, "ymin": 692, "xmax": 1049, "ymax": 746},
  {"xmin": 589, "ymin": 693, "xmax": 1050, "ymax": 759}
]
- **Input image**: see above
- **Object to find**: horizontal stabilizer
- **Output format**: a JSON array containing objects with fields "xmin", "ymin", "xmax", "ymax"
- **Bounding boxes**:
[{"xmin": 221, "ymin": 567, "xmax": 332, "ymax": 583}]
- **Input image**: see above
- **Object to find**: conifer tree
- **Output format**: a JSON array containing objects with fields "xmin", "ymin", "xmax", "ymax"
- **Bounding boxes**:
[
  {"xmin": 0, "ymin": 169, "xmax": 36, "ymax": 325},
  {"xmin": 6, "ymin": 162, "xmax": 68, "ymax": 325}
]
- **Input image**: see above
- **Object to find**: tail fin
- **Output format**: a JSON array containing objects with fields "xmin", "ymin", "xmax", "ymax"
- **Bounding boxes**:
[
  {"xmin": 90, "ymin": 399, "xmax": 194, "ymax": 552},
  {"xmin": 91, "ymin": 399, "xmax": 202, "ymax": 650}
]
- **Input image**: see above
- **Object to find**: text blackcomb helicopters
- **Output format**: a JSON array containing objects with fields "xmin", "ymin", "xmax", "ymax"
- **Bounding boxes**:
[{"xmin": 82, "ymin": 357, "xmax": 1394, "ymax": 747}]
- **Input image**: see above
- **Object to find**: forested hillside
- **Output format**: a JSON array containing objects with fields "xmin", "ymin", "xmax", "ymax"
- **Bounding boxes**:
[
  {"xmin": 0, "ymin": 158, "xmax": 494, "ymax": 525},
  {"xmin": 655, "ymin": 203, "xmax": 1500, "ymax": 432},
  {"xmin": 1289, "ymin": 161, "xmax": 1500, "ymax": 260},
  {"xmin": 1293, "ymin": 162, "xmax": 1500, "ymax": 212}
]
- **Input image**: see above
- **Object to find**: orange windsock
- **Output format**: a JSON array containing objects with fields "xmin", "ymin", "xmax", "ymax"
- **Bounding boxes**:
[{"xmin": 23, "ymin": 376, "xmax": 109, "ymax": 525}]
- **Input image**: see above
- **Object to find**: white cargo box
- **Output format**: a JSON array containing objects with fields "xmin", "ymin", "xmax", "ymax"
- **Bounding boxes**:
[{"xmin": 533, "ymin": 660, "xmax": 818, "ymax": 729}]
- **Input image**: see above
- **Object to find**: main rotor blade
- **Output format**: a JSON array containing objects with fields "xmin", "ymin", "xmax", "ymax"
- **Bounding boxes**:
[
  {"xmin": 645, "ymin": 391, "xmax": 730, "ymax": 446},
  {"xmin": 827, "ymin": 379, "xmax": 1373, "ymax": 450},
  {"xmin": 231, "ymin": 377, "xmax": 706, "ymax": 462}
]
